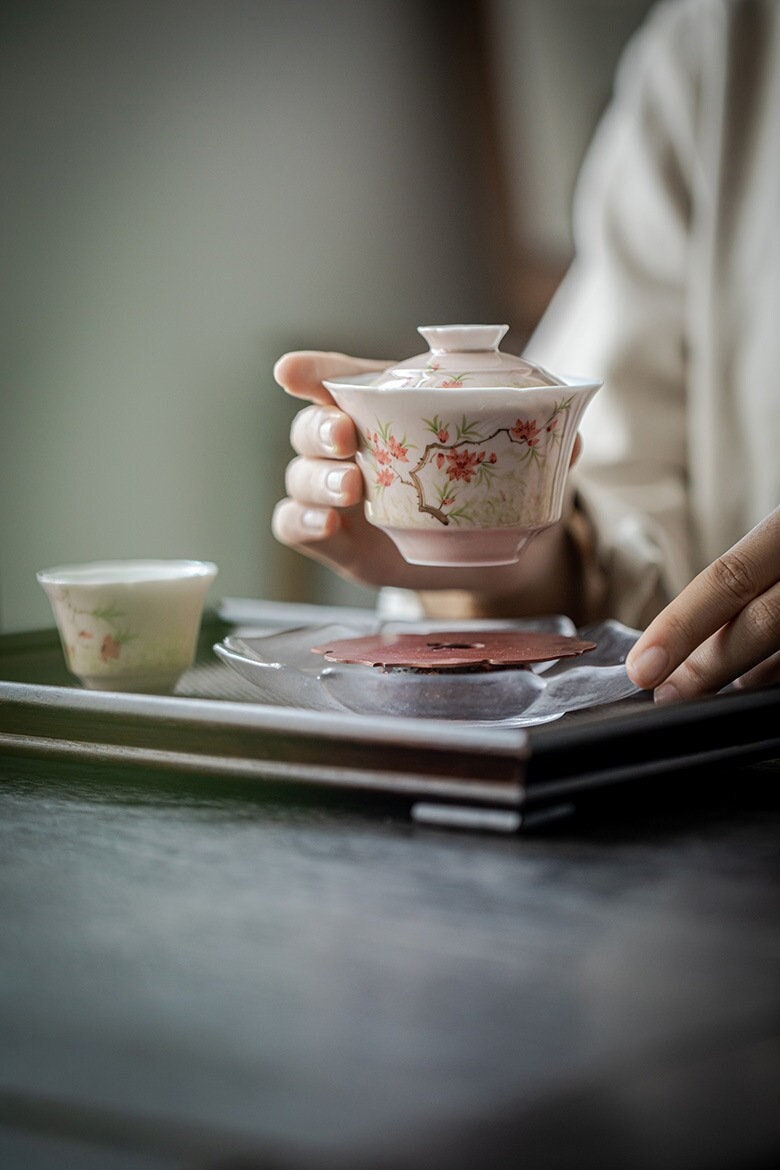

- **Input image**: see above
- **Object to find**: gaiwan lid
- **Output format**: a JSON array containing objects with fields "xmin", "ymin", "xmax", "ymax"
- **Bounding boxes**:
[{"xmin": 367, "ymin": 324, "xmax": 560, "ymax": 390}]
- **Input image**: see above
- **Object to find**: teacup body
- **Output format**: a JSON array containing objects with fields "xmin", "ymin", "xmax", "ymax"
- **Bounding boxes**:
[
  {"xmin": 37, "ymin": 559, "xmax": 217, "ymax": 692},
  {"xmin": 325, "ymin": 368, "xmax": 599, "ymax": 566}
]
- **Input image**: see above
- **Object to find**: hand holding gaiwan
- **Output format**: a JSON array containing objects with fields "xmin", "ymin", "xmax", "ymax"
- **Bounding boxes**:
[{"xmin": 322, "ymin": 325, "xmax": 600, "ymax": 566}]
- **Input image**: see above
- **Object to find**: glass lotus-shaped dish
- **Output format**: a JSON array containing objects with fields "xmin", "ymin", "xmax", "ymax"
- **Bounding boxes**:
[
  {"xmin": 213, "ymin": 617, "xmax": 641, "ymax": 728},
  {"xmin": 323, "ymin": 325, "xmax": 600, "ymax": 567}
]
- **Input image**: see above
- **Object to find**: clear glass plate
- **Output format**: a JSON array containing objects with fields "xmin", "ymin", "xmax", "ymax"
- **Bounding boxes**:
[{"xmin": 213, "ymin": 617, "xmax": 642, "ymax": 728}]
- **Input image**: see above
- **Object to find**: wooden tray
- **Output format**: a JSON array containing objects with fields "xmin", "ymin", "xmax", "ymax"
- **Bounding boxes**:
[{"xmin": 1, "ymin": 599, "xmax": 778, "ymax": 831}]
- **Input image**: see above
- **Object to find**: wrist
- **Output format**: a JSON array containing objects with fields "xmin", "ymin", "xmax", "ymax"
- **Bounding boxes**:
[
  {"xmin": 418, "ymin": 514, "xmax": 581, "ymax": 622},
  {"xmin": 416, "ymin": 492, "xmax": 608, "ymax": 624}
]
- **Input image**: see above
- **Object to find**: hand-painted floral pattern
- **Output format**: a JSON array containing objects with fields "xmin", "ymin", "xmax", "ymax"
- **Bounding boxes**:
[
  {"xmin": 367, "ymin": 421, "xmax": 412, "ymax": 490},
  {"xmin": 56, "ymin": 590, "xmax": 138, "ymax": 668},
  {"xmin": 442, "ymin": 448, "xmax": 492, "ymax": 482},
  {"xmin": 510, "ymin": 418, "xmax": 541, "ymax": 447},
  {"xmin": 100, "ymin": 634, "xmax": 122, "ymax": 661},
  {"xmin": 361, "ymin": 397, "xmax": 573, "ymax": 526}
]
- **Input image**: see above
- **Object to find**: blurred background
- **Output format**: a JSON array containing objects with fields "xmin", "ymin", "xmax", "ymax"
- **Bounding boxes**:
[{"xmin": 1, "ymin": 0, "xmax": 654, "ymax": 632}]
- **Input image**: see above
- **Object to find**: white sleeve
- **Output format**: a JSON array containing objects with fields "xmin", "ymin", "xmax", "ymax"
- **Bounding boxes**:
[{"xmin": 525, "ymin": 0, "xmax": 704, "ymax": 628}]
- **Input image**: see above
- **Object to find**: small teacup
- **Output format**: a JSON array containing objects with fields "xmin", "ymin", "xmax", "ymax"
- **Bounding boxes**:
[
  {"xmin": 37, "ymin": 559, "xmax": 218, "ymax": 692},
  {"xmin": 324, "ymin": 325, "xmax": 600, "ymax": 566}
]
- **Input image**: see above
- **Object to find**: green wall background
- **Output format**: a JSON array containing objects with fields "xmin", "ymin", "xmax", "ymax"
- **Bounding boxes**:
[{"xmin": 1, "ymin": 0, "xmax": 650, "ymax": 632}]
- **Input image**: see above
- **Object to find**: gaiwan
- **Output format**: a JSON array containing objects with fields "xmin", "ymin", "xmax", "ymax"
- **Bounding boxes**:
[{"xmin": 324, "ymin": 325, "xmax": 600, "ymax": 567}]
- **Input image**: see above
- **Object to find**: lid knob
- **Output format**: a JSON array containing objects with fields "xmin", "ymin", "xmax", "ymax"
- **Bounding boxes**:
[{"xmin": 418, "ymin": 324, "xmax": 509, "ymax": 354}]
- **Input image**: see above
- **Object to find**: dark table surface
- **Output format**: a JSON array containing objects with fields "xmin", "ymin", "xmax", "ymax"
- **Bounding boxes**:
[{"xmin": 1, "ymin": 751, "xmax": 778, "ymax": 1170}]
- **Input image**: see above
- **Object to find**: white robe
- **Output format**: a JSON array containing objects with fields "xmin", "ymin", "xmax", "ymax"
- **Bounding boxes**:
[{"xmin": 526, "ymin": 0, "xmax": 780, "ymax": 626}]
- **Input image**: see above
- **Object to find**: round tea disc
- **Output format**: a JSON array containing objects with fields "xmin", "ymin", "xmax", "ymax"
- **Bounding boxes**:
[{"xmin": 311, "ymin": 628, "xmax": 596, "ymax": 671}]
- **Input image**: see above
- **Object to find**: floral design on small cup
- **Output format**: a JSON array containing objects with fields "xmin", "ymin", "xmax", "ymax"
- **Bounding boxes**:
[{"xmin": 65, "ymin": 597, "xmax": 139, "ymax": 665}]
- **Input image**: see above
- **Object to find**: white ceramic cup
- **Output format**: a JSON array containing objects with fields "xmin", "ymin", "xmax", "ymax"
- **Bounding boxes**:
[{"xmin": 37, "ymin": 559, "xmax": 218, "ymax": 692}]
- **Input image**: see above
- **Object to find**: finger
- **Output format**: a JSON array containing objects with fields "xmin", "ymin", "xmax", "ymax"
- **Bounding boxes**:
[
  {"xmin": 273, "ymin": 351, "xmax": 388, "ymax": 405},
  {"xmin": 271, "ymin": 498, "xmax": 340, "ymax": 546},
  {"xmin": 653, "ymin": 579, "xmax": 780, "ymax": 702},
  {"xmin": 284, "ymin": 456, "xmax": 364, "ymax": 508},
  {"xmin": 290, "ymin": 405, "xmax": 358, "ymax": 459},
  {"xmin": 271, "ymin": 499, "xmax": 400, "ymax": 587},
  {"xmin": 627, "ymin": 508, "xmax": 780, "ymax": 689},
  {"xmin": 733, "ymin": 648, "xmax": 780, "ymax": 691},
  {"xmin": 570, "ymin": 433, "xmax": 583, "ymax": 467}
]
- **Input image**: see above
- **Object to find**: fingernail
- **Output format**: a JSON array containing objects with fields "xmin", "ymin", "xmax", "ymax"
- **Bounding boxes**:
[
  {"xmin": 627, "ymin": 645, "xmax": 670, "ymax": 688},
  {"xmin": 301, "ymin": 508, "xmax": 327, "ymax": 534},
  {"xmin": 654, "ymin": 681, "xmax": 680, "ymax": 705},
  {"xmin": 325, "ymin": 468, "xmax": 348, "ymax": 498},
  {"xmin": 319, "ymin": 416, "xmax": 337, "ymax": 454}
]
